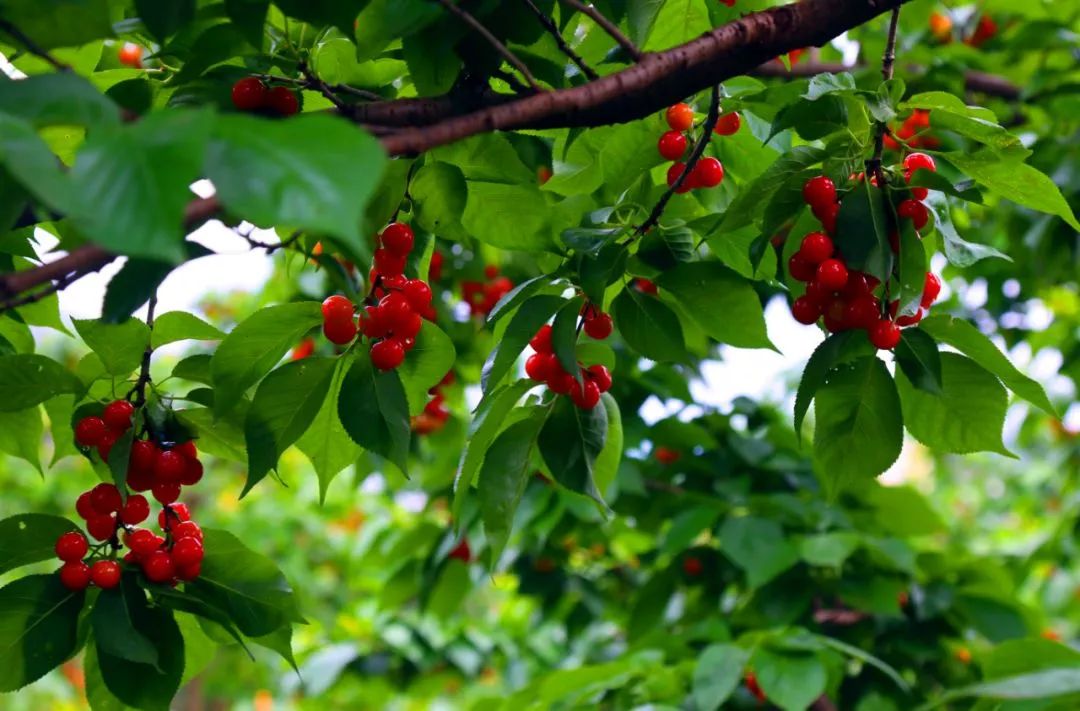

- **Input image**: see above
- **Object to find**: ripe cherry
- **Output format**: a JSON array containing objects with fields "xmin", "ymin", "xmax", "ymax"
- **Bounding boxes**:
[
  {"xmin": 152, "ymin": 482, "xmax": 181, "ymax": 506},
  {"xmin": 231, "ymin": 77, "xmax": 267, "ymax": 111},
  {"xmin": 381, "ymin": 222, "xmax": 415, "ymax": 256},
  {"xmin": 682, "ymin": 556, "xmax": 703, "ymax": 576},
  {"xmin": 903, "ymin": 152, "xmax": 936, "ymax": 175},
  {"xmin": 371, "ymin": 338, "xmax": 406, "ymax": 370},
  {"xmin": 845, "ymin": 295, "xmax": 880, "ymax": 331},
  {"xmin": 143, "ymin": 551, "xmax": 175, "ymax": 583},
  {"xmin": 657, "ymin": 130, "xmax": 687, "ymax": 161},
  {"xmin": 655, "ymin": 446, "xmax": 681, "ymax": 465},
  {"xmin": 322, "ymin": 295, "xmax": 354, "ymax": 322},
  {"xmin": 379, "ymin": 291, "xmax": 414, "ymax": 325},
  {"xmin": 323, "ymin": 317, "xmax": 358, "ymax": 345},
  {"xmin": 896, "ymin": 308, "xmax": 924, "ymax": 327},
  {"xmin": 583, "ymin": 312, "xmax": 613, "ymax": 340},
  {"xmin": 805, "ymin": 279, "xmax": 834, "ymax": 305},
  {"xmin": 76, "ymin": 492, "xmax": 95, "ymax": 520},
  {"xmin": 745, "ymin": 671, "xmax": 766, "ymax": 702},
  {"xmin": 791, "ymin": 296, "xmax": 821, "ymax": 325},
  {"xmin": 692, "ymin": 157, "xmax": 724, "ymax": 188},
  {"xmin": 666, "ymin": 162, "xmax": 693, "ymax": 193},
  {"xmin": 586, "ymin": 364, "xmax": 612, "ymax": 393},
  {"xmin": 128, "ymin": 439, "xmax": 159, "ymax": 475},
  {"xmin": 841, "ymin": 271, "xmax": 878, "ymax": 300},
  {"xmin": 90, "ymin": 560, "xmax": 122, "ymax": 589},
  {"xmin": 537, "ymin": 166, "xmax": 553, "ymax": 184},
  {"xmin": 180, "ymin": 458, "xmax": 204, "ymax": 486},
  {"xmin": 103, "ymin": 400, "xmax": 135, "ymax": 431},
  {"xmin": 56, "ymin": 532, "xmax": 89, "ymax": 562},
  {"xmin": 158, "ymin": 503, "xmax": 191, "ymax": 530},
  {"xmin": 816, "ymin": 202, "xmax": 840, "ymax": 234},
  {"xmin": 177, "ymin": 562, "xmax": 202, "ymax": 581},
  {"xmin": 120, "ymin": 494, "xmax": 150, "ymax": 526},
  {"xmin": 713, "ymin": 111, "xmax": 741, "ymax": 136},
  {"xmin": 636, "ymin": 278, "xmax": 658, "ymax": 295},
  {"xmin": 570, "ymin": 378, "xmax": 601, "ymax": 410},
  {"xmin": 665, "ymin": 103, "xmax": 694, "ymax": 131},
  {"xmin": 91, "ymin": 484, "xmax": 122, "ymax": 515},
  {"xmin": 97, "ymin": 431, "xmax": 119, "ymax": 462},
  {"xmin": 173, "ymin": 521, "xmax": 203, "ymax": 541},
  {"xmin": 292, "ymin": 338, "xmax": 315, "ymax": 360},
  {"xmin": 374, "ymin": 248, "xmax": 406, "ymax": 276},
  {"xmin": 382, "ymin": 274, "xmax": 407, "ymax": 291},
  {"xmin": 897, "ymin": 199, "xmax": 929, "ymax": 230},
  {"xmin": 87, "ymin": 514, "xmax": 116, "ymax": 542},
  {"xmin": 816, "ymin": 259, "xmax": 849, "ymax": 291},
  {"xmin": 154, "ymin": 450, "xmax": 187, "ymax": 483},
  {"xmin": 59, "ymin": 561, "xmax": 92, "ymax": 591},
  {"xmin": 787, "ymin": 253, "xmax": 817, "ymax": 282},
  {"xmin": 869, "ymin": 319, "xmax": 902, "ymax": 350},
  {"xmin": 529, "ymin": 324, "xmax": 554, "ymax": 353},
  {"xmin": 798, "ymin": 232, "xmax": 834, "ymax": 264},
  {"xmin": 127, "ymin": 467, "xmax": 153, "ymax": 493},
  {"xmin": 802, "ymin": 176, "xmax": 836, "ymax": 209},
  {"xmin": 267, "ymin": 86, "xmax": 299, "ymax": 116},
  {"xmin": 448, "ymin": 539, "xmax": 471, "ymax": 562},
  {"xmin": 525, "ymin": 352, "xmax": 555, "ymax": 381},
  {"xmin": 174, "ymin": 441, "xmax": 197, "ymax": 460},
  {"xmin": 128, "ymin": 529, "xmax": 160, "ymax": 557},
  {"xmin": 402, "ymin": 280, "xmax": 432, "ymax": 311},
  {"xmin": 547, "ymin": 369, "xmax": 576, "ymax": 395},
  {"xmin": 172, "ymin": 537, "xmax": 205, "ymax": 568},
  {"xmin": 910, "ymin": 186, "xmax": 929, "ymax": 201},
  {"xmin": 823, "ymin": 296, "xmax": 850, "ymax": 333},
  {"xmin": 117, "ymin": 43, "xmax": 142, "ymax": 68},
  {"xmin": 429, "ymin": 251, "xmax": 444, "ymax": 282},
  {"xmin": 921, "ymin": 272, "xmax": 942, "ymax": 308},
  {"xmin": 75, "ymin": 417, "xmax": 107, "ymax": 447}
]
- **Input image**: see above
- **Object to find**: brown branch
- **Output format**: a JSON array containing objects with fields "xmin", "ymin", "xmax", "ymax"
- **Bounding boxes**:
[
  {"xmin": 298, "ymin": 61, "xmax": 353, "ymax": 115},
  {"xmin": 558, "ymin": 0, "xmax": 642, "ymax": 62},
  {"xmin": 751, "ymin": 61, "xmax": 1021, "ymax": 100},
  {"xmin": 0, "ymin": 19, "xmax": 70, "ymax": 72},
  {"xmin": 239, "ymin": 228, "xmax": 304, "ymax": 254},
  {"xmin": 431, "ymin": 0, "xmax": 542, "ymax": 92},
  {"xmin": 521, "ymin": 0, "xmax": 599, "ymax": 81},
  {"xmin": 867, "ymin": 8, "xmax": 901, "ymax": 185},
  {"xmin": 129, "ymin": 293, "xmax": 157, "ymax": 409}
]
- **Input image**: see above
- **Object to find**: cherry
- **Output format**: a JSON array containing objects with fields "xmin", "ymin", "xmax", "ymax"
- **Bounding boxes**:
[
  {"xmin": 787, "ymin": 253, "xmax": 816, "ymax": 282},
  {"xmin": 586, "ymin": 364, "xmax": 612, "ymax": 393},
  {"xmin": 127, "ymin": 467, "xmax": 154, "ymax": 493},
  {"xmin": 525, "ymin": 352, "xmax": 555, "ymax": 382},
  {"xmin": 713, "ymin": 111, "xmax": 741, "ymax": 136},
  {"xmin": 402, "ymin": 280, "xmax": 432, "ymax": 311},
  {"xmin": 665, "ymin": 103, "xmax": 694, "ymax": 131},
  {"xmin": 143, "ymin": 551, "xmax": 175, "ymax": 583},
  {"xmin": 529, "ymin": 324, "xmax": 554, "ymax": 353},
  {"xmin": 869, "ymin": 319, "xmax": 902, "ymax": 350},
  {"xmin": 154, "ymin": 450, "xmax": 187, "ymax": 483},
  {"xmin": 267, "ymin": 86, "xmax": 299, "ymax": 116},
  {"xmin": 90, "ymin": 484, "xmax": 122, "ymax": 515},
  {"xmin": 655, "ymin": 446, "xmax": 681, "ymax": 465},
  {"xmin": 174, "ymin": 441, "xmax": 197, "ymax": 460},
  {"xmin": 117, "ymin": 43, "xmax": 142, "ymax": 68},
  {"xmin": 805, "ymin": 279, "xmax": 834, "ymax": 305},
  {"xmin": 59, "ymin": 561, "xmax": 92, "ymax": 591},
  {"xmin": 682, "ymin": 556, "xmax": 703, "ymax": 576},
  {"xmin": 158, "ymin": 503, "xmax": 191, "ymax": 530},
  {"xmin": 292, "ymin": 338, "xmax": 315, "ymax": 360},
  {"xmin": 429, "ymin": 251, "xmax": 444, "ymax": 282},
  {"xmin": 128, "ymin": 439, "xmax": 159, "ymax": 474},
  {"xmin": 373, "ymin": 248, "xmax": 406, "ymax": 276},
  {"xmin": 636, "ymin": 278, "xmax": 658, "ymax": 295},
  {"xmin": 547, "ymin": 369, "xmax": 576, "ymax": 395},
  {"xmin": 845, "ymin": 295, "xmax": 880, "ymax": 331},
  {"xmin": 172, "ymin": 537, "xmax": 205, "ymax": 568},
  {"xmin": 360, "ymin": 305, "xmax": 389, "ymax": 339},
  {"xmin": 570, "ymin": 378, "xmax": 601, "ymax": 410},
  {"xmin": 791, "ymin": 296, "xmax": 821, "ymax": 325},
  {"xmin": 798, "ymin": 232, "xmax": 834, "ymax": 264},
  {"xmin": 231, "ymin": 77, "xmax": 267, "ymax": 111},
  {"xmin": 173, "ymin": 521, "xmax": 203, "ymax": 541},
  {"xmin": 666, "ymin": 162, "xmax": 693, "ymax": 193},
  {"xmin": 897, "ymin": 199, "xmax": 929, "ymax": 230},
  {"xmin": 484, "ymin": 265, "xmax": 500, "ymax": 280},
  {"xmin": 921, "ymin": 272, "xmax": 942, "ymax": 308},
  {"xmin": 823, "ymin": 296, "xmax": 850, "ymax": 333},
  {"xmin": 395, "ymin": 311, "xmax": 424, "ymax": 339},
  {"xmin": 323, "ymin": 316, "xmax": 358, "ymax": 345},
  {"xmin": 448, "ymin": 539, "xmax": 471, "ymax": 562},
  {"xmin": 119, "ymin": 494, "xmax": 150, "ymax": 525},
  {"xmin": 90, "ymin": 560, "xmax": 122, "ymax": 589},
  {"xmin": 381, "ymin": 222, "xmax": 415, "ymax": 256},
  {"xmin": 840, "ymin": 271, "xmax": 878, "ymax": 300},
  {"xmin": 76, "ymin": 492, "xmax": 95, "ymax": 520},
  {"xmin": 896, "ymin": 308, "xmax": 924, "ymax": 327},
  {"xmin": 152, "ymin": 482, "xmax": 181, "ymax": 506},
  {"xmin": 744, "ymin": 671, "xmax": 766, "ymax": 703},
  {"xmin": 97, "ymin": 431, "xmax": 119, "ymax": 462},
  {"xmin": 379, "ymin": 291, "xmax": 414, "ymax": 325},
  {"xmin": 815, "ymin": 259, "xmax": 849, "ymax": 291},
  {"xmin": 910, "ymin": 186, "xmax": 929, "ymax": 201},
  {"xmin": 903, "ymin": 152, "xmax": 936, "ymax": 174},
  {"xmin": 177, "ymin": 562, "xmax": 202, "ymax": 581},
  {"xmin": 87, "ymin": 514, "xmax": 116, "ymax": 542},
  {"xmin": 74, "ymin": 417, "xmax": 107, "ymax": 447},
  {"xmin": 128, "ymin": 529, "xmax": 160, "ymax": 557},
  {"xmin": 692, "ymin": 157, "xmax": 724, "ymax": 188},
  {"xmin": 802, "ymin": 176, "xmax": 836, "ymax": 209},
  {"xmin": 657, "ymin": 130, "xmax": 687, "ymax": 161},
  {"xmin": 103, "ymin": 400, "xmax": 135, "ymax": 431},
  {"xmin": 816, "ymin": 202, "xmax": 840, "ymax": 234},
  {"xmin": 537, "ymin": 166, "xmax": 553, "ymax": 184},
  {"xmin": 583, "ymin": 312, "xmax": 613, "ymax": 340},
  {"xmin": 180, "ymin": 458, "xmax": 204, "ymax": 486},
  {"xmin": 371, "ymin": 338, "xmax": 406, "ymax": 370},
  {"xmin": 322, "ymin": 295, "xmax": 354, "ymax": 322},
  {"xmin": 56, "ymin": 532, "xmax": 88, "ymax": 562}
]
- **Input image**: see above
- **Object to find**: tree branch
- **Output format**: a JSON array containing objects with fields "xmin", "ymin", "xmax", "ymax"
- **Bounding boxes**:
[
  {"xmin": 431, "ymin": 0, "xmax": 542, "ymax": 92},
  {"xmin": 867, "ymin": 8, "xmax": 901, "ymax": 185},
  {"xmin": 129, "ymin": 293, "xmax": 157, "ymax": 409},
  {"xmin": 0, "ymin": 19, "xmax": 70, "ymax": 72},
  {"xmin": 558, "ymin": 0, "xmax": 642, "ymax": 62},
  {"xmin": 751, "ymin": 61, "xmax": 1021, "ymax": 100},
  {"xmin": 521, "ymin": 0, "xmax": 599, "ymax": 81}
]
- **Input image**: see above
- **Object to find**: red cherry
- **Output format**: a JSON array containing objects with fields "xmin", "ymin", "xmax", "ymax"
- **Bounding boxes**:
[
  {"xmin": 897, "ymin": 199, "xmax": 929, "ymax": 230},
  {"xmin": 570, "ymin": 378, "xmax": 602, "ymax": 410},
  {"xmin": 798, "ymin": 232, "xmax": 834, "ymax": 264},
  {"xmin": 823, "ymin": 296, "xmax": 850, "ymax": 333},
  {"xmin": 74, "ymin": 417, "xmax": 107, "ymax": 447},
  {"xmin": 903, "ymin": 152, "xmax": 936, "ymax": 174},
  {"xmin": 655, "ymin": 446, "xmax": 681, "ymax": 464},
  {"xmin": 657, "ymin": 130, "xmax": 687, "ymax": 161},
  {"xmin": 482, "ymin": 264, "xmax": 499, "ymax": 280},
  {"xmin": 583, "ymin": 312, "xmax": 613, "ymax": 340},
  {"xmin": 636, "ymin": 278, "xmax": 658, "ymax": 295},
  {"xmin": 665, "ymin": 103, "xmax": 694, "ymax": 131},
  {"xmin": 910, "ymin": 186, "xmax": 929, "ymax": 201},
  {"xmin": 97, "ymin": 431, "xmax": 119, "ymax": 462},
  {"xmin": 692, "ymin": 157, "xmax": 724, "ymax": 188},
  {"xmin": 448, "ymin": 539, "xmax": 471, "ymax": 562},
  {"xmin": 586, "ymin": 364, "xmax": 612, "ymax": 393},
  {"xmin": 87, "ymin": 514, "xmax": 116, "ymax": 542},
  {"xmin": 381, "ymin": 223, "xmax": 415, "ymax": 256},
  {"xmin": 174, "ymin": 441, "xmax": 197, "ymax": 459},
  {"xmin": 172, "ymin": 538, "xmax": 204, "ymax": 568},
  {"xmin": 292, "ymin": 338, "xmax": 315, "ymax": 360},
  {"xmin": 90, "ymin": 560, "xmax": 122, "ymax": 589},
  {"xmin": 525, "ymin": 352, "xmax": 555, "ymax": 382},
  {"xmin": 791, "ymin": 296, "xmax": 821, "ymax": 325},
  {"xmin": 154, "ymin": 451, "xmax": 187, "ymax": 484},
  {"xmin": 177, "ymin": 562, "xmax": 202, "ymax": 581},
  {"xmin": 373, "ymin": 248, "xmax": 406, "ymax": 276},
  {"xmin": 547, "ymin": 369, "xmax": 576, "ymax": 395},
  {"xmin": 805, "ymin": 279, "xmax": 834, "ymax": 305},
  {"xmin": 323, "ymin": 316, "xmax": 358, "ymax": 345},
  {"xmin": 126, "ymin": 467, "xmax": 154, "ymax": 493},
  {"xmin": 845, "ymin": 295, "xmax": 881, "ymax": 331},
  {"xmin": 180, "ymin": 458, "xmax": 204, "ymax": 486},
  {"xmin": 152, "ymin": 482, "xmax": 181, "ymax": 506},
  {"xmin": 59, "ymin": 561, "xmax": 92, "ymax": 591},
  {"xmin": 128, "ymin": 439, "xmax": 159, "ymax": 475},
  {"xmin": 896, "ymin": 308, "xmax": 925, "ymax": 327},
  {"xmin": 266, "ymin": 86, "xmax": 299, "ymax": 116},
  {"xmin": 76, "ymin": 492, "xmax": 95, "ymax": 520},
  {"xmin": 142, "ymin": 551, "xmax": 175, "ymax": 583},
  {"xmin": 815, "ymin": 259, "xmax": 849, "ymax": 291},
  {"xmin": 666, "ymin": 162, "xmax": 693, "ymax": 193},
  {"xmin": 921, "ymin": 272, "xmax": 942, "ymax": 308},
  {"xmin": 682, "ymin": 556, "xmax": 703, "ymax": 576},
  {"xmin": 119, "ymin": 494, "xmax": 150, "ymax": 525},
  {"xmin": 816, "ymin": 202, "xmax": 840, "ymax": 234},
  {"xmin": 103, "ymin": 400, "xmax": 135, "ymax": 431},
  {"xmin": 231, "ymin": 77, "xmax": 267, "ymax": 111},
  {"xmin": 787, "ymin": 253, "xmax": 816, "ymax": 282},
  {"xmin": 173, "ymin": 521, "xmax": 203, "ymax": 541},
  {"xmin": 322, "ymin": 295, "xmax": 354, "ymax": 322},
  {"xmin": 869, "ymin": 319, "xmax": 902, "ymax": 349},
  {"xmin": 745, "ymin": 671, "xmax": 766, "ymax": 702},
  {"xmin": 379, "ymin": 291, "xmax": 414, "ymax": 325},
  {"xmin": 402, "ymin": 280, "xmax": 432, "ymax": 311},
  {"xmin": 529, "ymin": 324, "xmax": 554, "ymax": 353},
  {"xmin": 802, "ymin": 176, "xmax": 836, "ymax": 209},
  {"xmin": 158, "ymin": 503, "xmax": 191, "ymax": 530},
  {"xmin": 713, "ymin": 111, "xmax": 741, "ymax": 136},
  {"xmin": 117, "ymin": 43, "xmax": 143, "ymax": 68},
  {"xmin": 840, "ymin": 271, "xmax": 878, "ymax": 300},
  {"xmin": 380, "ymin": 274, "xmax": 405, "ymax": 292},
  {"xmin": 428, "ymin": 251, "xmax": 444, "ymax": 282},
  {"xmin": 371, "ymin": 338, "xmax": 406, "ymax": 370},
  {"xmin": 56, "ymin": 532, "xmax": 88, "ymax": 562},
  {"xmin": 128, "ymin": 529, "xmax": 160, "ymax": 557},
  {"xmin": 90, "ymin": 484, "xmax": 122, "ymax": 515}
]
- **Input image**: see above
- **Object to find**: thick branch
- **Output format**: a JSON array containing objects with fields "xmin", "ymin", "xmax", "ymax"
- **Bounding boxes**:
[
  {"xmin": 521, "ymin": 0, "xmax": 599, "ymax": 81},
  {"xmin": 558, "ymin": 0, "xmax": 642, "ymax": 62},
  {"xmin": 432, "ymin": 0, "xmax": 541, "ymax": 92}
]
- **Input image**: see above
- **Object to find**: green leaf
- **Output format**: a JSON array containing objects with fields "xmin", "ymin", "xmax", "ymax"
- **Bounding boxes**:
[
  {"xmin": 0, "ymin": 574, "xmax": 85, "ymax": 692},
  {"xmin": 107, "ymin": 428, "xmax": 135, "ymax": 499},
  {"xmin": 720, "ymin": 146, "xmax": 826, "ymax": 232},
  {"xmin": 813, "ymin": 357, "xmax": 903, "ymax": 495},
  {"xmin": 135, "ymin": 0, "xmax": 195, "ymax": 41},
  {"xmin": 211, "ymin": 302, "xmax": 322, "ymax": 416},
  {"xmin": 627, "ymin": 0, "xmax": 665, "ymax": 46},
  {"xmin": 895, "ymin": 221, "xmax": 926, "ymax": 317},
  {"xmin": 353, "ymin": 0, "xmax": 443, "ymax": 59},
  {"xmin": 69, "ymin": 109, "xmax": 212, "ymax": 262},
  {"xmin": 769, "ymin": 96, "xmax": 848, "ymax": 143},
  {"xmin": 250, "ymin": 624, "xmax": 298, "ymax": 672},
  {"xmin": 73, "ymin": 318, "xmax": 150, "ymax": 376},
  {"xmin": 804, "ymin": 72, "xmax": 857, "ymax": 100},
  {"xmin": 0, "ymin": 0, "xmax": 112, "ymax": 50},
  {"xmin": 178, "ymin": 407, "xmax": 246, "ymax": 463},
  {"xmin": 920, "ymin": 315, "xmax": 1056, "ymax": 416},
  {"xmin": 95, "ymin": 596, "xmax": 184, "ymax": 711},
  {"xmin": 693, "ymin": 644, "xmax": 749, "ymax": 711},
  {"xmin": 833, "ymin": 178, "xmax": 891, "ymax": 281},
  {"xmin": 481, "ymin": 294, "xmax": 566, "ymax": 393},
  {"xmin": 0, "ymin": 354, "xmax": 81, "ymax": 412},
  {"xmin": 799, "ymin": 532, "xmax": 860, "ymax": 568},
  {"xmin": 538, "ymin": 395, "xmax": 607, "ymax": 506},
  {"xmin": 102, "ymin": 259, "xmax": 173, "ymax": 324},
  {"xmin": 923, "ymin": 669, "xmax": 1080, "ymax": 708},
  {"xmin": 224, "ymin": 0, "xmax": 270, "ymax": 46},
  {"xmin": 479, "ymin": 413, "xmax": 546, "ymax": 564},
  {"xmin": 297, "ymin": 358, "xmax": 359, "ymax": 503},
  {"xmin": 150, "ymin": 311, "xmax": 224, "ymax": 348},
  {"xmin": 0, "ymin": 114, "xmax": 73, "ymax": 213},
  {"xmin": 902, "ymin": 92, "xmax": 1026, "ymax": 156},
  {"xmin": 186, "ymin": 528, "xmax": 299, "ymax": 638},
  {"xmin": 579, "ymin": 241, "xmax": 629, "ymax": 306},
  {"xmin": 895, "ymin": 328, "xmax": 943, "ymax": 395},
  {"xmin": 0, "ymin": 406, "xmax": 43, "ymax": 473},
  {"xmin": 275, "ymin": 0, "xmax": 364, "ymax": 37},
  {"xmin": 592, "ymin": 393, "xmax": 622, "ymax": 497},
  {"xmin": 924, "ymin": 194, "xmax": 1010, "ymax": 267},
  {"xmin": 659, "ymin": 506, "xmax": 719, "ymax": 558},
  {"xmin": 410, "ymin": 161, "xmax": 467, "ymax": 237},
  {"xmin": 656, "ymin": 261, "xmax": 772, "ymax": 349},
  {"xmin": 719, "ymin": 516, "xmax": 799, "ymax": 589},
  {"xmin": 861, "ymin": 484, "xmax": 945, "ymax": 537},
  {"xmin": 92, "ymin": 576, "xmax": 159, "ymax": 667},
  {"xmin": 0, "ymin": 514, "xmax": 79, "ymax": 576},
  {"xmin": 794, "ymin": 330, "xmax": 872, "ymax": 439},
  {"xmin": 551, "ymin": 296, "xmax": 584, "ymax": 381},
  {"xmin": 638, "ymin": 225, "xmax": 694, "ymax": 270},
  {"xmin": 244, "ymin": 356, "xmax": 338, "ymax": 495},
  {"xmin": 338, "ymin": 351, "xmax": 411, "ymax": 475},
  {"xmin": 896, "ymin": 353, "xmax": 1011, "ymax": 456},
  {"xmin": 752, "ymin": 648, "xmax": 827, "ymax": 711},
  {"xmin": 206, "ymin": 114, "xmax": 387, "ymax": 255},
  {"xmin": 817, "ymin": 635, "xmax": 910, "ymax": 693},
  {"xmin": 610, "ymin": 287, "xmax": 685, "ymax": 362},
  {"xmin": 398, "ymin": 321, "xmax": 456, "ymax": 416},
  {"xmin": 461, "ymin": 182, "xmax": 555, "ymax": 252}
]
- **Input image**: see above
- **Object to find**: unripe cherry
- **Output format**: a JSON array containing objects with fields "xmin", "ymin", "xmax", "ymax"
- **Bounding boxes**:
[
  {"xmin": 59, "ymin": 561, "xmax": 91, "ymax": 590},
  {"xmin": 657, "ymin": 130, "xmax": 687, "ymax": 161},
  {"xmin": 381, "ymin": 222, "xmax": 414, "ymax": 256},
  {"xmin": 56, "ymin": 531, "xmax": 88, "ymax": 562},
  {"xmin": 665, "ymin": 103, "xmax": 694, "ymax": 131},
  {"xmin": 75, "ymin": 417, "xmax": 107, "ymax": 447},
  {"xmin": 90, "ymin": 560, "xmax": 121, "ymax": 589},
  {"xmin": 370, "ymin": 338, "xmax": 406, "ymax": 370}
]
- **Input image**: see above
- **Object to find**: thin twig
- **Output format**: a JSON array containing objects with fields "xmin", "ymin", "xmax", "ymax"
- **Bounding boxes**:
[
  {"xmin": 238, "ymin": 228, "xmax": 304, "ymax": 254},
  {"xmin": 636, "ymin": 85, "xmax": 721, "ymax": 236},
  {"xmin": 250, "ymin": 72, "xmax": 384, "ymax": 102},
  {"xmin": 866, "ymin": 7, "xmax": 901, "ymax": 186},
  {"xmin": 558, "ymin": 0, "xmax": 642, "ymax": 62},
  {"xmin": 491, "ymin": 67, "xmax": 532, "ymax": 96},
  {"xmin": 0, "ymin": 19, "xmax": 70, "ymax": 71},
  {"xmin": 431, "ymin": 0, "xmax": 542, "ymax": 92},
  {"xmin": 298, "ymin": 61, "xmax": 353, "ymax": 115},
  {"xmin": 520, "ymin": 0, "xmax": 599, "ymax": 80},
  {"xmin": 129, "ymin": 293, "xmax": 157, "ymax": 409}
]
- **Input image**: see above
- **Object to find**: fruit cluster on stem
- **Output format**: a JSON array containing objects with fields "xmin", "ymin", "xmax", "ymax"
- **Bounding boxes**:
[
  {"xmin": 412, "ymin": 370, "xmax": 454, "ymax": 435},
  {"xmin": 230, "ymin": 77, "xmax": 300, "ymax": 116},
  {"xmin": 883, "ymin": 109, "xmax": 938, "ymax": 151},
  {"xmin": 658, "ymin": 102, "xmax": 733, "ymax": 194},
  {"xmin": 525, "ymin": 324, "xmax": 612, "ymax": 410},
  {"xmin": 462, "ymin": 265, "xmax": 514, "ymax": 318}
]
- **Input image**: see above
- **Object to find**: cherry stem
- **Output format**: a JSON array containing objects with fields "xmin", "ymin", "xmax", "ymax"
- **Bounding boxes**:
[
  {"xmin": 129, "ymin": 293, "xmax": 158, "ymax": 409},
  {"xmin": 432, "ymin": 0, "xmax": 542, "ymax": 92},
  {"xmin": 520, "ymin": 0, "xmax": 599, "ymax": 81}
]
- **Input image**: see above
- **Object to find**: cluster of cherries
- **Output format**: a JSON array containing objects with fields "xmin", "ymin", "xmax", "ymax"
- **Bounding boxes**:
[
  {"xmin": 60, "ymin": 403, "xmax": 207, "ymax": 590},
  {"xmin": 230, "ymin": 77, "xmax": 300, "ymax": 116},
  {"xmin": 930, "ymin": 11, "xmax": 996, "ymax": 47},
  {"xmin": 320, "ymin": 222, "xmax": 434, "ymax": 371},
  {"xmin": 884, "ymin": 109, "xmax": 939, "ymax": 151},
  {"xmin": 580, "ymin": 302, "xmax": 613, "ymax": 340},
  {"xmin": 413, "ymin": 370, "xmax": 454, "ymax": 435},
  {"xmin": 462, "ymin": 265, "xmax": 514, "ymax": 318},
  {"xmin": 657, "ymin": 102, "xmax": 736, "ymax": 194},
  {"xmin": 524, "ymin": 324, "xmax": 612, "ymax": 410},
  {"xmin": 787, "ymin": 153, "xmax": 942, "ymax": 350}
]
